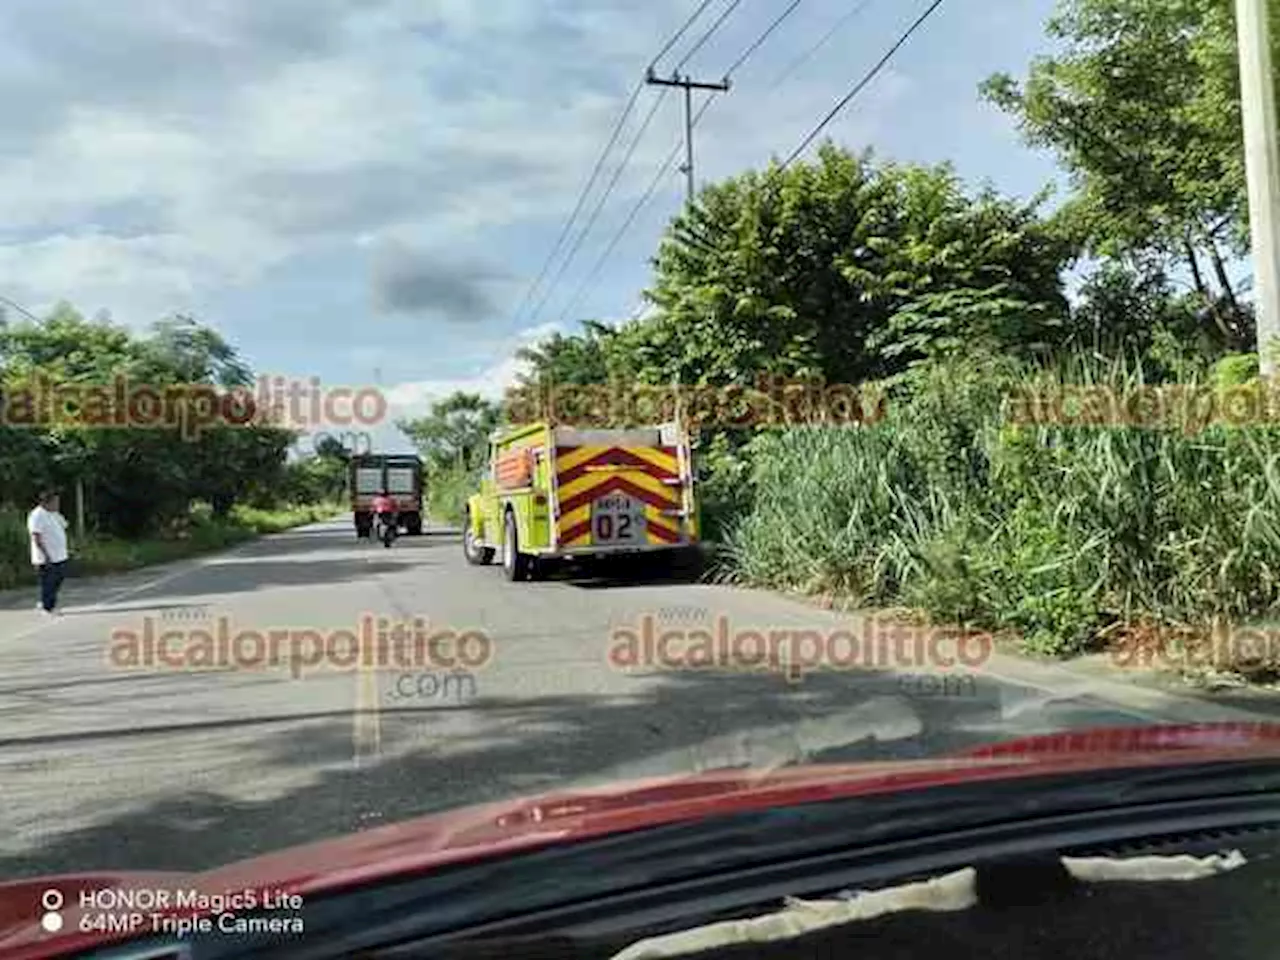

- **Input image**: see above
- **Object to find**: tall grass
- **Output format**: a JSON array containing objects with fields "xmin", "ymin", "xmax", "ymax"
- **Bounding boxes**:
[
  {"xmin": 426, "ymin": 463, "xmax": 480, "ymax": 525},
  {"xmin": 719, "ymin": 352, "xmax": 1280, "ymax": 658}
]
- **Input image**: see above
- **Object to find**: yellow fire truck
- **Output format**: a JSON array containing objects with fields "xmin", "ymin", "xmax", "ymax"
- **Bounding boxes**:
[{"xmin": 463, "ymin": 420, "xmax": 701, "ymax": 581}]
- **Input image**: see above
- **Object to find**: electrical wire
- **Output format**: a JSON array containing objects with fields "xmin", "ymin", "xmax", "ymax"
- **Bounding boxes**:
[
  {"xmin": 724, "ymin": 0, "xmax": 804, "ymax": 78},
  {"xmin": 506, "ymin": 79, "xmax": 644, "ymax": 327},
  {"xmin": 557, "ymin": 94, "xmax": 719, "ymax": 324},
  {"xmin": 0, "ymin": 294, "xmax": 42, "ymax": 323},
  {"xmin": 675, "ymin": 0, "xmax": 744, "ymax": 71},
  {"xmin": 651, "ymin": 0, "xmax": 719, "ymax": 71},
  {"xmin": 529, "ymin": 87, "xmax": 671, "ymax": 324},
  {"xmin": 509, "ymin": 0, "xmax": 723, "ymax": 327},
  {"xmin": 769, "ymin": 0, "xmax": 877, "ymax": 89},
  {"xmin": 558, "ymin": 0, "xmax": 810, "ymax": 321},
  {"xmin": 559, "ymin": 0, "xmax": 884, "ymax": 321},
  {"xmin": 782, "ymin": 0, "xmax": 945, "ymax": 167}
]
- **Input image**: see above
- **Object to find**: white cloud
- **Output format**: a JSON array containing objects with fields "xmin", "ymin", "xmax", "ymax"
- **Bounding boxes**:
[
  {"xmin": 321, "ymin": 321, "xmax": 560, "ymax": 454},
  {"xmin": 0, "ymin": 0, "xmax": 696, "ymax": 323},
  {"xmin": 0, "ymin": 232, "xmax": 203, "ymax": 321},
  {"xmin": 382, "ymin": 321, "xmax": 564, "ymax": 415},
  {"xmin": 0, "ymin": 0, "xmax": 970, "ymax": 338}
]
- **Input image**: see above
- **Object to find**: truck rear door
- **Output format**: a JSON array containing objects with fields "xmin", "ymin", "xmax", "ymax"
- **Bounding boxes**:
[
  {"xmin": 353, "ymin": 464, "xmax": 383, "ymax": 512},
  {"xmin": 552, "ymin": 429, "xmax": 693, "ymax": 550},
  {"xmin": 386, "ymin": 464, "xmax": 419, "ymax": 512}
]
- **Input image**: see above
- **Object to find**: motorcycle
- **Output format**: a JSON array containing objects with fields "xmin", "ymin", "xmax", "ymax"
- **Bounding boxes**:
[{"xmin": 373, "ymin": 512, "xmax": 398, "ymax": 548}]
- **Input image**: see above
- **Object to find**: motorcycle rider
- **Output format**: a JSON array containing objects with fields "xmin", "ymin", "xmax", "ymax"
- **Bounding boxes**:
[{"xmin": 370, "ymin": 493, "xmax": 397, "ymax": 540}]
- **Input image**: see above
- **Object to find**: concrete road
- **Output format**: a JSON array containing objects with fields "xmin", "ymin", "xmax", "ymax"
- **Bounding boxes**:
[{"xmin": 0, "ymin": 517, "xmax": 1271, "ymax": 881}]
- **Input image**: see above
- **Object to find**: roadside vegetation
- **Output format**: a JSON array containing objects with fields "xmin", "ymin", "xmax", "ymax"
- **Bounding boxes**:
[
  {"xmin": 14, "ymin": 0, "xmax": 1272, "ymax": 684},
  {"xmin": 397, "ymin": 393, "xmax": 496, "ymax": 526},
  {"xmin": 485, "ymin": 0, "xmax": 1280, "ymax": 683},
  {"xmin": 0, "ymin": 308, "xmax": 350, "ymax": 591}
]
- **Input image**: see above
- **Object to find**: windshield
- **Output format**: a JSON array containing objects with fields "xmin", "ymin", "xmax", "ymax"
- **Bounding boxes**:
[{"xmin": 3, "ymin": 0, "xmax": 1280, "ymax": 942}]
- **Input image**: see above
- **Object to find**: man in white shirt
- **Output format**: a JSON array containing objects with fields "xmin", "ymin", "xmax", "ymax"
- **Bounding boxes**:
[{"xmin": 28, "ymin": 491, "xmax": 70, "ymax": 615}]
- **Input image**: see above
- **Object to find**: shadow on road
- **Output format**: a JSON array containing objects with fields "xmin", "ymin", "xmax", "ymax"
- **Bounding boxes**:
[
  {"xmin": 137, "ymin": 557, "xmax": 428, "ymax": 598},
  {"xmin": 0, "ymin": 666, "xmax": 1128, "ymax": 880}
]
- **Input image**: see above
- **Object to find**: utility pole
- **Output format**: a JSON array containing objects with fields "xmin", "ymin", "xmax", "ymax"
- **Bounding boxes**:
[
  {"xmin": 1236, "ymin": 0, "xmax": 1280, "ymax": 374},
  {"xmin": 645, "ymin": 68, "xmax": 730, "ymax": 205}
]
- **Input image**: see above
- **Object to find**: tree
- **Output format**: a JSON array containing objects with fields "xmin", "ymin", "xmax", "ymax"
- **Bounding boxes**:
[
  {"xmin": 980, "ymin": 0, "xmax": 1276, "ymax": 351},
  {"xmin": 398, "ymin": 392, "xmax": 501, "ymax": 472},
  {"xmin": 143, "ymin": 314, "xmax": 253, "ymax": 387},
  {"xmin": 514, "ymin": 320, "xmax": 615, "ymax": 387},
  {"xmin": 621, "ymin": 144, "xmax": 1072, "ymax": 389},
  {"xmin": 0, "ymin": 305, "xmax": 296, "ymax": 533}
]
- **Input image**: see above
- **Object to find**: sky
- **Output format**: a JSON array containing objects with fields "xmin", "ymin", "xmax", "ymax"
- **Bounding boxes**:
[{"xmin": 0, "ymin": 0, "xmax": 1064, "ymax": 453}]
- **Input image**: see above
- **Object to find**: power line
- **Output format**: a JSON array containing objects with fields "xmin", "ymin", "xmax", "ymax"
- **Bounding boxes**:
[
  {"xmin": 686, "ymin": 0, "xmax": 812, "ymax": 137},
  {"xmin": 0, "ymin": 294, "xmax": 41, "ymax": 323},
  {"xmin": 651, "ymin": 0, "xmax": 719, "ymax": 70},
  {"xmin": 557, "ymin": 0, "xmax": 837, "ymax": 322},
  {"xmin": 675, "ymin": 0, "xmax": 744, "ymax": 71},
  {"xmin": 507, "ymin": 79, "xmax": 644, "ymax": 327},
  {"xmin": 724, "ymin": 0, "xmax": 804, "ymax": 77},
  {"xmin": 769, "ymin": 0, "xmax": 877, "ymax": 89},
  {"xmin": 508, "ymin": 0, "xmax": 724, "ymax": 328},
  {"xmin": 783, "ymin": 0, "xmax": 945, "ymax": 167},
  {"xmin": 558, "ymin": 94, "xmax": 720, "ymax": 324},
  {"xmin": 560, "ymin": 0, "xmax": 808, "ymax": 322},
  {"xmin": 529, "ymin": 87, "xmax": 672, "ymax": 324}
]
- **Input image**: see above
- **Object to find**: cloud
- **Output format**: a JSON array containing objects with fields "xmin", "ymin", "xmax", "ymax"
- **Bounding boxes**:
[
  {"xmin": 382, "ymin": 321, "xmax": 563, "ymax": 412},
  {"xmin": 0, "ymin": 0, "xmax": 946, "ymax": 335},
  {"xmin": 371, "ymin": 241, "xmax": 510, "ymax": 321},
  {"xmin": 292, "ymin": 322, "xmax": 564, "ymax": 455},
  {"xmin": 0, "ymin": 0, "xmax": 694, "ymax": 323}
]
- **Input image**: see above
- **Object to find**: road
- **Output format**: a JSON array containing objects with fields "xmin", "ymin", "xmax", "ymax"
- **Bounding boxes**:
[{"xmin": 0, "ymin": 517, "xmax": 1271, "ymax": 881}]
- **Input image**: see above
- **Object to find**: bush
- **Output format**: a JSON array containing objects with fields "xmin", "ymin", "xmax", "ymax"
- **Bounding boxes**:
[
  {"xmin": 426, "ymin": 463, "xmax": 479, "ymax": 525},
  {"xmin": 719, "ymin": 351, "xmax": 1280, "ymax": 658}
]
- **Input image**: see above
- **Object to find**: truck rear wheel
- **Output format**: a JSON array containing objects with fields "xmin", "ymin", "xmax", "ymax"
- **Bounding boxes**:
[
  {"xmin": 463, "ymin": 510, "xmax": 495, "ymax": 566},
  {"xmin": 404, "ymin": 512, "xmax": 423, "ymax": 536},
  {"xmin": 503, "ymin": 511, "xmax": 533, "ymax": 582}
]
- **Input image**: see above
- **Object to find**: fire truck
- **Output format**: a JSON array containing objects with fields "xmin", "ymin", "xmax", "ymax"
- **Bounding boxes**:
[
  {"xmin": 350, "ymin": 453, "xmax": 424, "ymax": 537},
  {"xmin": 463, "ymin": 420, "xmax": 701, "ymax": 581}
]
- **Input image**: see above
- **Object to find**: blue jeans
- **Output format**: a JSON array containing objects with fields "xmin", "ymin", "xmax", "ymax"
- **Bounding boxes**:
[{"xmin": 37, "ymin": 560, "xmax": 67, "ymax": 612}]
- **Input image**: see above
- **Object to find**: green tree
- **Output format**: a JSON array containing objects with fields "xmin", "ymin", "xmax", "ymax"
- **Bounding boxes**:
[
  {"xmin": 514, "ymin": 320, "xmax": 615, "ymax": 387},
  {"xmin": 398, "ymin": 392, "xmax": 501, "ymax": 472},
  {"xmin": 0, "ymin": 306, "xmax": 296, "ymax": 533},
  {"xmin": 980, "ymin": 0, "xmax": 1275, "ymax": 351},
  {"xmin": 620, "ymin": 144, "xmax": 1072, "ymax": 389}
]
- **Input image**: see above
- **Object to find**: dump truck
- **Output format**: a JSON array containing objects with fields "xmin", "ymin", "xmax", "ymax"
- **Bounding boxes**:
[
  {"xmin": 463, "ymin": 421, "xmax": 701, "ymax": 581},
  {"xmin": 350, "ymin": 453, "xmax": 424, "ymax": 537}
]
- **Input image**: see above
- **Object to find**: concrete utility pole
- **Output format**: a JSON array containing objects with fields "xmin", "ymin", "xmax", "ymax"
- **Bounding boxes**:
[
  {"xmin": 645, "ymin": 68, "xmax": 730, "ymax": 206},
  {"xmin": 1236, "ymin": 0, "xmax": 1280, "ymax": 374}
]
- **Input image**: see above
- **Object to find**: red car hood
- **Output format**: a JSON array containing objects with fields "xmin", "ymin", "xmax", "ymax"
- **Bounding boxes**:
[{"xmin": 5, "ymin": 722, "xmax": 1280, "ymax": 958}]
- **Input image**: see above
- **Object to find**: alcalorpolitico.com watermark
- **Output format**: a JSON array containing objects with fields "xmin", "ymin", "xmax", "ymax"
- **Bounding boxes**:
[
  {"xmin": 385, "ymin": 671, "xmax": 479, "ymax": 702},
  {"xmin": 1006, "ymin": 380, "xmax": 1280, "ymax": 434},
  {"xmin": 1108, "ymin": 621, "xmax": 1280, "ymax": 670},
  {"xmin": 107, "ymin": 615, "xmax": 494, "ymax": 679},
  {"xmin": 504, "ymin": 374, "xmax": 887, "ymax": 429},
  {"xmin": 0, "ymin": 374, "xmax": 388, "ymax": 439},
  {"xmin": 608, "ymin": 613, "xmax": 993, "ymax": 683}
]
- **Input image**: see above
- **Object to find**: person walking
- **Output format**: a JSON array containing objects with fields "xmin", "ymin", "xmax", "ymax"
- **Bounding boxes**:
[{"xmin": 28, "ymin": 490, "xmax": 70, "ymax": 615}]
